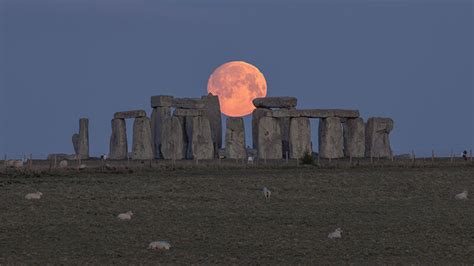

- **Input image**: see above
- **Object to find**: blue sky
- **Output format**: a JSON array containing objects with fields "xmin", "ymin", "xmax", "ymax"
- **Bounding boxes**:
[{"xmin": 1, "ymin": 0, "xmax": 473, "ymax": 158}]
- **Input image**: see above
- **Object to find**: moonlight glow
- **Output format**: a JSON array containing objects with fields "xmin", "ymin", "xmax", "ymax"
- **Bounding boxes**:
[{"xmin": 207, "ymin": 61, "xmax": 267, "ymax": 117}]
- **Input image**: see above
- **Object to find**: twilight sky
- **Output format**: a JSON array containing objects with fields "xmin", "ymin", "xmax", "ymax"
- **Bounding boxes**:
[{"xmin": 1, "ymin": 0, "xmax": 473, "ymax": 158}]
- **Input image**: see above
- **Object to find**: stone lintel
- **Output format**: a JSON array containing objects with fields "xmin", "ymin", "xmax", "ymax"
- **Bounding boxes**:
[
  {"xmin": 151, "ymin": 95, "xmax": 174, "ymax": 108},
  {"xmin": 253, "ymin": 97, "xmax": 297, "ymax": 108},
  {"xmin": 114, "ymin": 110, "xmax": 147, "ymax": 119},
  {"xmin": 173, "ymin": 108, "xmax": 204, "ymax": 117},
  {"xmin": 172, "ymin": 98, "xmax": 205, "ymax": 109},
  {"xmin": 266, "ymin": 109, "xmax": 360, "ymax": 118}
]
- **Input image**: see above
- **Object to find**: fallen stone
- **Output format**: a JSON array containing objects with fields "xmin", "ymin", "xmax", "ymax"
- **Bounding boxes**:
[
  {"xmin": 114, "ymin": 110, "xmax": 147, "ymax": 119},
  {"xmin": 131, "ymin": 117, "xmax": 154, "ymax": 160},
  {"xmin": 343, "ymin": 118, "xmax": 365, "ymax": 158},
  {"xmin": 172, "ymin": 98, "xmax": 205, "ymax": 109},
  {"xmin": 185, "ymin": 116, "xmax": 214, "ymax": 160},
  {"xmin": 151, "ymin": 95, "xmax": 173, "ymax": 108},
  {"xmin": 318, "ymin": 117, "xmax": 344, "ymax": 159},
  {"xmin": 72, "ymin": 133, "xmax": 79, "ymax": 155},
  {"xmin": 253, "ymin": 97, "xmax": 297, "ymax": 109},
  {"xmin": 173, "ymin": 108, "xmax": 204, "ymax": 117},
  {"xmin": 47, "ymin": 153, "xmax": 77, "ymax": 160},
  {"xmin": 289, "ymin": 117, "xmax": 312, "ymax": 159},
  {"xmin": 78, "ymin": 118, "xmax": 89, "ymax": 159},
  {"xmin": 365, "ymin": 117, "xmax": 394, "ymax": 158},
  {"xmin": 252, "ymin": 108, "xmax": 271, "ymax": 150},
  {"xmin": 109, "ymin": 118, "xmax": 128, "ymax": 160},
  {"xmin": 267, "ymin": 109, "xmax": 360, "ymax": 118},
  {"xmin": 225, "ymin": 117, "xmax": 246, "ymax": 159},
  {"xmin": 151, "ymin": 107, "xmax": 172, "ymax": 158},
  {"xmin": 161, "ymin": 116, "xmax": 186, "ymax": 160},
  {"xmin": 201, "ymin": 93, "xmax": 222, "ymax": 155},
  {"xmin": 257, "ymin": 117, "xmax": 282, "ymax": 159}
]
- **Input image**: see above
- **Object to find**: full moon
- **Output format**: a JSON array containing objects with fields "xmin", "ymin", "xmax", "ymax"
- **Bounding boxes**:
[{"xmin": 207, "ymin": 61, "xmax": 267, "ymax": 117}]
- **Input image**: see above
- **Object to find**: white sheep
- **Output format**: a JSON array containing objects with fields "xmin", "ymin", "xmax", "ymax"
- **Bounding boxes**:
[
  {"xmin": 247, "ymin": 156, "xmax": 254, "ymax": 164},
  {"xmin": 455, "ymin": 190, "xmax": 468, "ymax": 200},
  {"xmin": 328, "ymin": 228, "xmax": 342, "ymax": 239},
  {"xmin": 262, "ymin": 187, "xmax": 271, "ymax": 199},
  {"xmin": 148, "ymin": 241, "xmax": 171, "ymax": 250},
  {"xmin": 117, "ymin": 211, "xmax": 133, "ymax": 220},
  {"xmin": 78, "ymin": 164, "xmax": 87, "ymax": 170},
  {"xmin": 25, "ymin": 192, "xmax": 43, "ymax": 200}
]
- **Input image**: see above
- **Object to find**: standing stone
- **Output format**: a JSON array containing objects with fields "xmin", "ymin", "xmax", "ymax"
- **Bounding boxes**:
[
  {"xmin": 365, "ymin": 117, "xmax": 394, "ymax": 158},
  {"xmin": 318, "ymin": 117, "xmax": 343, "ymax": 159},
  {"xmin": 161, "ymin": 116, "xmax": 185, "ymax": 160},
  {"xmin": 132, "ymin": 117, "xmax": 154, "ymax": 160},
  {"xmin": 185, "ymin": 116, "xmax": 214, "ymax": 160},
  {"xmin": 225, "ymin": 117, "xmax": 246, "ymax": 159},
  {"xmin": 177, "ymin": 116, "xmax": 189, "ymax": 158},
  {"xmin": 201, "ymin": 93, "xmax": 222, "ymax": 156},
  {"xmin": 151, "ymin": 107, "xmax": 171, "ymax": 159},
  {"xmin": 78, "ymin": 118, "xmax": 89, "ymax": 159},
  {"xmin": 72, "ymin": 133, "xmax": 79, "ymax": 155},
  {"xmin": 343, "ymin": 118, "xmax": 365, "ymax": 158},
  {"xmin": 252, "ymin": 108, "xmax": 271, "ymax": 149},
  {"xmin": 109, "ymin": 118, "xmax": 127, "ymax": 160},
  {"xmin": 257, "ymin": 117, "xmax": 282, "ymax": 159},
  {"xmin": 280, "ymin": 117, "xmax": 290, "ymax": 158},
  {"xmin": 289, "ymin": 117, "xmax": 312, "ymax": 159}
]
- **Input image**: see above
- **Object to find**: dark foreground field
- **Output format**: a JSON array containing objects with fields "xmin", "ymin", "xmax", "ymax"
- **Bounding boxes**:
[{"xmin": 1, "ymin": 164, "xmax": 474, "ymax": 264}]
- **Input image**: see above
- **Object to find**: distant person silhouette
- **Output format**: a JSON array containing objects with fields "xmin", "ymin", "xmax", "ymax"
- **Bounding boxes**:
[{"xmin": 462, "ymin": 150, "xmax": 468, "ymax": 161}]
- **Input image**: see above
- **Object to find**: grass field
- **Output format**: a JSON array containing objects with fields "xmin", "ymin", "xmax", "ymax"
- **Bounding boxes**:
[{"xmin": 1, "ymin": 164, "xmax": 473, "ymax": 264}]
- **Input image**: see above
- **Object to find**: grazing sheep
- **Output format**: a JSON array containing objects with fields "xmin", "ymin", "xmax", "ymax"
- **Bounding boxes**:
[
  {"xmin": 247, "ymin": 156, "xmax": 254, "ymax": 164},
  {"xmin": 117, "ymin": 211, "xmax": 133, "ymax": 220},
  {"xmin": 455, "ymin": 190, "xmax": 468, "ymax": 200},
  {"xmin": 262, "ymin": 187, "xmax": 271, "ymax": 199},
  {"xmin": 25, "ymin": 192, "xmax": 43, "ymax": 200},
  {"xmin": 148, "ymin": 241, "xmax": 171, "ymax": 250},
  {"xmin": 59, "ymin": 160, "xmax": 68, "ymax": 168},
  {"xmin": 78, "ymin": 164, "xmax": 87, "ymax": 170},
  {"xmin": 328, "ymin": 228, "xmax": 342, "ymax": 239}
]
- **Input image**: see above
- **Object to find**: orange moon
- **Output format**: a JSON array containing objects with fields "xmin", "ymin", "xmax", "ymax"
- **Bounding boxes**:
[{"xmin": 207, "ymin": 61, "xmax": 267, "ymax": 117}]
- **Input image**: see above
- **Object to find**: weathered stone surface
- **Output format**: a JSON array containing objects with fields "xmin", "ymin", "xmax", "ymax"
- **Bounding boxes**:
[
  {"xmin": 114, "ymin": 110, "xmax": 147, "ymax": 119},
  {"xmin": 131, "ymin": 117, "xmax": 154, "ymax": 160},
  {"xmin": 343, "ymin": 118, "xmax": 365, "ymax": 158},
  {"xmin": 253, "ymin": 97, "xmax": 297, "ymax": 109},
  {"xmin": 177, "ymin": 116, "xmax": 189, "ymax": 158},
  {"xmin": 109, "ymin": 118, "xmax": 127, "ymax": 160},
  {"xmin": 151, "ymin": 107, "xmax": 171, "ymax": 159},
  {"xmin": 78, "ymin": 118, "xmax": 89, "ymax": 159},
  {"xmin": 318, "ymin": 117, "xmax": 344, "ymax": 159},
  {"xmin": 280, "ymin": 117, "xmax": 290, "ymax": 158},
  {"xmin": 257, "ymin": 117, "xmax": 282, "ymax": 159},
  {"xmin": 72, "ymin": 133, "xmax": 79, "ymax": 155},
  {"xmin": 289, "ymin": 117, "xmax": 312, "ymax": 159},
  {"xmin": 267, "ymin": 109, "xmax": 360, "ymax": 118},
  {"xmin": 201, "ymin": 94, "xmax": 222, "ymax": 155},
  {"xmin": 151, "ymin": 95, "xmax": 173, "ymax": 108},
  {"xmin": 173, "ymin": 108, "xmax": 204, "ymax": 117},
  {"xmin": 161, "ymin": 116, "xmax": 185, "ymax": 160},
  {"xmin": 225, "ymin": 117, "xmax": 246, "ymax": 159},
  {"xmin": 185, "ymin": 116, "xmax": 214, "ymax": 160},
  {"xmin": 252, "ymin": 108, "xmax": 271, "ymax": 149},
  {"xmin": 172, "ymin": 98, "xmax": 205, "ymax": 109},
  {"xmin": 365, "ymin": 117, "xmax": 394, "ymax": 158}
]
